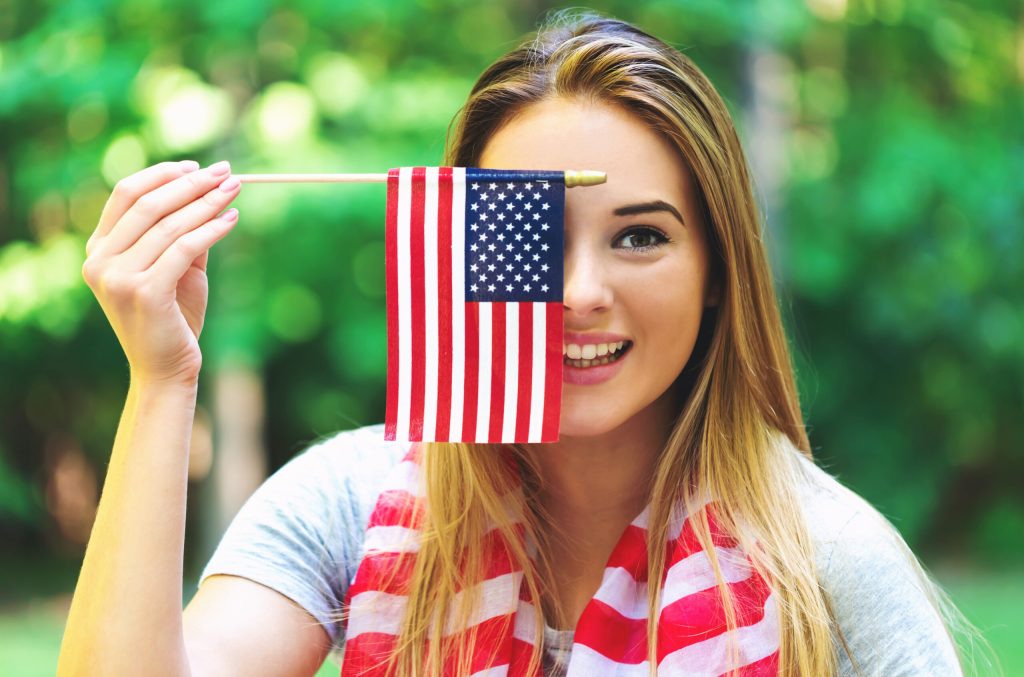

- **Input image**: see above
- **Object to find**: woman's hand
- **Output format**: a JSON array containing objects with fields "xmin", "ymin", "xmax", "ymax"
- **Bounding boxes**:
[{"xmin": 81, "ymin": 160, "xmax": 242, "ymax": 387}]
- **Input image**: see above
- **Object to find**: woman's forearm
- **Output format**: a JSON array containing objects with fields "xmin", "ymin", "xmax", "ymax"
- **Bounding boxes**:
[{"xmin": 57, "ymin": 375, "xmax": 199, "ymax": 677}]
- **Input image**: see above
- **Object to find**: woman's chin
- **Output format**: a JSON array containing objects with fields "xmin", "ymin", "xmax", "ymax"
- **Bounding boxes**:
[{"xmin": 555, "ymin": 410, "xmax": 623, "ymax": 439}]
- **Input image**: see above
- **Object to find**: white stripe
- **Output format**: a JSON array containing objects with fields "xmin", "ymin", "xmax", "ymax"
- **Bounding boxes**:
[
  {"xmin": 363, "ymin": 524, "xmax": 421, "ymax": 553},
  {"xmin": 476, "ymin": 302, "xmax": 492, "ymax": 441},
  {"xmin": 512, "ymin": 598, "xmax": 539, "ymax": 645},
  {"xmin": 449, "ymin": 168, "xmax": 466, "ymax": 441},
  {"xmin": 661, "ymin": 546, "xmax": 753, "ymax": 609},
  {"xmin": 502, "ymin": 303, "xmax": 519, "ymax": 441},
  {"xmin": 565, "ymin": 643, "xmax": 650, "ymax": 677},
  {"xmin": 468, "ymin": 667, "xmax": 509, "ymax": 677},
  {"xmin": 346, "ymin": 572, "xmax": 522, "ymax": 641},
  {"xmin": 528, "ymin": 301, "xmax": 546, "ymax": 442},
  {"xmin": 396, "ymin": 167, "xmax": 413, "ymax": 441},
  {"xmin": 421, "ymin": 167, "xmax": 440, "ymax": 441},
  {"xmin": 589, "ymin": 546, "xmax": 754, "ymax": 621},
  {"xmin": 657, "ymin": 592, "xmax": 779, "ymax": 676}
]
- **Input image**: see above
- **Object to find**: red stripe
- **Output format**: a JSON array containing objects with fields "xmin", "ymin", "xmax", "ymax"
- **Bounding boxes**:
[
  {"xmin": 462, "ymin": 302, "xmax": 480, "ymax": 442},
  {"xmin": 567, "ymin": 571, "xmax": 773, "ymax": 666},
  {"xmin": 488, "ymin": 303, "xmax": 506, "ymax": 442},
  {"xmin": 408, "ymin": 167, "xmax": 427, "ymax": 440},
  {"xmin": 515, "ymin": 303, "xmax": 533, "ymax": 442},
  {"xmin": 435, "ymin": 167, "xmax": 454, "ymax": 441},
  {"xmin": 366, "ymin": 489, "xmax": 423, "ymax": 529},
  {"xmin": 656, "ymin": 572, "xmax": 773, "ymax": 662},
  {"xmin": 541, "ymin": 303, "xmax": 562, "ymax": 441},
  {"xmin": 383, "ymin": 169, "xmax": 400, "ymax": 440}
]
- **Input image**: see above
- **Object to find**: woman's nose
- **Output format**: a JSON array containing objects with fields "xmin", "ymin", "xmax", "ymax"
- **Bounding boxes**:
[{"xmin": 563, "ymin": 248, "xmax": 612, "ymax": 319}]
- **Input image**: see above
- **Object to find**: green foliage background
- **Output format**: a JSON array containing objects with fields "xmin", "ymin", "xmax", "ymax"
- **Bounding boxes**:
[{"xmin": 0, "ymin": 0, "xmax": 1021, "ymax": 645}]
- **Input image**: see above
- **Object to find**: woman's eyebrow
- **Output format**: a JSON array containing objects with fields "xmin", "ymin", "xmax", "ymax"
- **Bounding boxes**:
[{"xmin": 612, "ymin": 200, "xmax": 686, "ymax": 226}]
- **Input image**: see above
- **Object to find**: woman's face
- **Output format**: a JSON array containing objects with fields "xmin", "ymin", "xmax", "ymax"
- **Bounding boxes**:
[{"xmin": 478, "ymin": 97, "xmax": 718, "ymax": 439}]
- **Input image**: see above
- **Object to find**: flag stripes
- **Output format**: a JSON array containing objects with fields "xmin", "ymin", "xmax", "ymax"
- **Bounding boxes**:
[{"xmin": 385, "ymin": 167, "xmax": 562, "ymax": 443}]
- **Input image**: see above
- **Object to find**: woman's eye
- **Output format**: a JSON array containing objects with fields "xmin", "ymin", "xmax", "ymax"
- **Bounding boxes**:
[{"xmin": 614, "ymin": 226, "xmax": 669, "ymax": 252}]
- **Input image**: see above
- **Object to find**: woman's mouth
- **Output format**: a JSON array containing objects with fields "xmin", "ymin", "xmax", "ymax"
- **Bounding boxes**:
[{"xmin": 562, "ymin": 340, "xmax": 634, "ymax": 368}]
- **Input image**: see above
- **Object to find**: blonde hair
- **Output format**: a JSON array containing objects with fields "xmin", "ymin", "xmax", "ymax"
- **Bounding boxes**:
[{"xmin": 338, "ymin": 9, "xmax": 995, "ymax": 676}]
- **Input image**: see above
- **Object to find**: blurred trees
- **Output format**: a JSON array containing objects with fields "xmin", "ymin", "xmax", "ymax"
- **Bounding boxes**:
[{"xmin": 0, "ymin": 0, "xmax": 1020, "ymax": 571}]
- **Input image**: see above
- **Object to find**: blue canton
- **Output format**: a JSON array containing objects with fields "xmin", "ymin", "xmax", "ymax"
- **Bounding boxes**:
[{"xmin": 464, "ymin": 168, "xmax": 564, "ymax": 303}]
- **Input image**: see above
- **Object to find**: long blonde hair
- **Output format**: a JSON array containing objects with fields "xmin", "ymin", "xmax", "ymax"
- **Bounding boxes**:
[{"xmin": 342, "ymin": 9, "xmax": 992, "ymax": 676}]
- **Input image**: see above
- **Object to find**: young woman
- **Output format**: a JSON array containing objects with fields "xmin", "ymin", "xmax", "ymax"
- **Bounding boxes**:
[{"xmin": 60, "ymin": 9, "xmax": 981, "ymax": 677}]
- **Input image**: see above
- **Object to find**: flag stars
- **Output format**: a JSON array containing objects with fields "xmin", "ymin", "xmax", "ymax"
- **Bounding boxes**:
[
  {"xmin": 489, "ymin": 284, "xmax": 496, "ymax": 292},
  {"xmin": 541, "ymin": 243, "xmax": 549, "ymax": 251},
  {"xmin": 533, "ymin": 192, "xmax": 541, "ymax": 200},
  {"xmin": 541, "ymin": 203, "xmax": 549, "ymax": 210},
  {"xmin": 471, "ymin": 283, "xmax": 479, "ymax": 292},
  {"xmin": 505, "ymin": 284, "xmax": 513, "ymax": 292},
  {"xmin": 523, "ymin": 283, "xmax": 531, "ymax": 292},
  {"xmin": 497, "ymin": 192, "xmax": 506, "ymax": 201},
  {"xmin": 541, "ymin": 284, "xmax": 549, "ymax": 292},
  {"xmin": 488, "ymin": 243, "xmax": 496, "ymax": 251},
  {"xmin": 489, "ymin": 182, "xmax": 497, "ymax": 190},
  {"xmin": 515, "ymin": 191, "xmax": 524, "ymax": 200},
  {"xmin": 541, "ymin": 263, "xmax": 549, "ymax": 272}
]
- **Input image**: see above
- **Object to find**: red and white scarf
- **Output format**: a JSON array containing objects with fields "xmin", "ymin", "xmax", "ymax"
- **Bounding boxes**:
[{"xmin": 340, "ymin": 444, "xmax": 780, "ymax": 675}]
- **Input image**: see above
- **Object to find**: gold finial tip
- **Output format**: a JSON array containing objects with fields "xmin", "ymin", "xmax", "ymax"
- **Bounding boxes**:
[{"xmin": 564, "ymin": 170, "xmax": 607, "ymax": 187}]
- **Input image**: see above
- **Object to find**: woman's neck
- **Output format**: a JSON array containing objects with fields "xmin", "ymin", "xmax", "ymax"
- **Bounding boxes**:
[{"xmin": 526, "ymin": 390, "xmax": 678, "ymax": 531}]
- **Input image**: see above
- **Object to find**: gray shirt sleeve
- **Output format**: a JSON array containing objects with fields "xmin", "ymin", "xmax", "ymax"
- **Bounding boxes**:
[
  {"xmin": 792, "ymin": 448, "xmax": 963, "ymax": 677},
  {"xmin": 197, "ymin": 423, "xmax": 404, "ymax": 658},
  {"xmin": 819, "ymin": 507, "xmax": 962, "ymax": 676}
]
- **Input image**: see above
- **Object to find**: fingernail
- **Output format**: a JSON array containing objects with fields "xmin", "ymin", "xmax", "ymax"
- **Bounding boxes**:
[
  {"xmin": 209, "ymin": 160, "xmax": 231, "ymax": 176},
  {"xmin": 180, "ymin": 160, "xmax": 200, "ymax": 173},
  {"xmin": 222, "ymin": 208, "xmax": 239, "ymax": 222},
  {"xmin": 219, "ymin": 176, "xmax": 241, "ymax": 192}
]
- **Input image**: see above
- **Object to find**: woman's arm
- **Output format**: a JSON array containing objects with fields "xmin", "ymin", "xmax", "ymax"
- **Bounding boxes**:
[{"xmin": 57, "ymin": 376, "xmax": 198, "ymax": 676}]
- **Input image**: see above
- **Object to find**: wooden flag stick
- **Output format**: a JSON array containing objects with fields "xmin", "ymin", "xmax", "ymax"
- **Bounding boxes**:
[{"xmin": 234, "ymin": 170, "xmax": 607, "ymax": 188}]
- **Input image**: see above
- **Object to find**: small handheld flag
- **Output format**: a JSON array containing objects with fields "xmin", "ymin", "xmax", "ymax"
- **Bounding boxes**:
[{"xmin": 384, "ymin": 167, "xmax": 569, "ymax": 444}]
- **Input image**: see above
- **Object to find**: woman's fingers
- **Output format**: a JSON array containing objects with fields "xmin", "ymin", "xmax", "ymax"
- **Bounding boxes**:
[
  {"xmin": 92, "ymin": 161, "xmax": 233, "ymax": 260},
  {"xmin": 87, "ymin": 161, "xmax": 198, "ymax": 257},
  {"xmin": 149, "ymin": 208, "xmax": 240, "ymax": 285},
  {"xmin": 121, "ymin": 173, "xmax": 241, "ymax": 271}
]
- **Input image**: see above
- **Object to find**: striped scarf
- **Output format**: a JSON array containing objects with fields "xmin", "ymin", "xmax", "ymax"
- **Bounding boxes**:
[{"xmin": 340, "ymin": 444, "xmax": 780, "ymax": 676}]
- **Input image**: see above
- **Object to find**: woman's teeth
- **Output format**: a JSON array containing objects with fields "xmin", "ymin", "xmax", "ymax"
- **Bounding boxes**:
[{"xmin": 562, "ymin": 341, "xmax": 630, "ymax": 368}]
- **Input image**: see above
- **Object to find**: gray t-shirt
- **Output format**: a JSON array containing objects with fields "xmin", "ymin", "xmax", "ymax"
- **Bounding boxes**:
[{"xmin": 198, "ymin": 423, "xmax": 961, "ymax": 675}]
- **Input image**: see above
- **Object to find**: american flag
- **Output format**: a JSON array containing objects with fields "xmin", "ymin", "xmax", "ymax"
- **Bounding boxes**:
[{"xmin": 383, "ymin": 167, "xmax": 564, "ymax": 443}]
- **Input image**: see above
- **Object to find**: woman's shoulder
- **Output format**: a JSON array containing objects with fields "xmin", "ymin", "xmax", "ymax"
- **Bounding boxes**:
[
  {"xmin": 290, "ymin": 423, "xmax": 410, "ymax": 507},
  {"xmin": 783, "ymin": 441, "xmax": 962, "ymax": 674}
]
